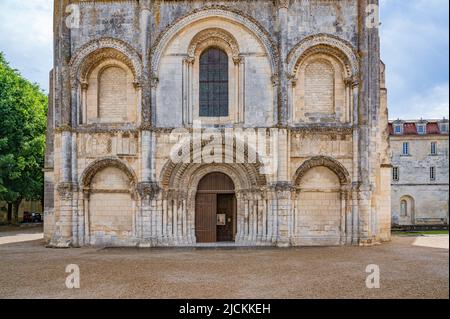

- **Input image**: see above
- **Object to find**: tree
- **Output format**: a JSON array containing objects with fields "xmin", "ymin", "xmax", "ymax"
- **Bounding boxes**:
[{"xmin": 0, "ymin": 52, "xmax": 47, "ymax": 224}]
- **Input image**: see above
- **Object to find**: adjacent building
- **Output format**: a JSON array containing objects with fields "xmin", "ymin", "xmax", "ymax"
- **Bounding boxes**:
[
  {"xmin": 390, "ymin": 119, "xmax": 449, "ymax": 226},
  {"xmin": 0, "ymin": 201, "xmax": 43, "ymax": 224}
]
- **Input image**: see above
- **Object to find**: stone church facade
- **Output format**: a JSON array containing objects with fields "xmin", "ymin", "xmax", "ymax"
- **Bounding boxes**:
[{"xmin": 44, "ymin": 0, "xmax": 391, "ymax": 248}]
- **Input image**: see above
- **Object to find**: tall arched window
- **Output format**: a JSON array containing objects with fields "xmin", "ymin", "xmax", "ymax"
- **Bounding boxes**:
[{"xmin": 199, "ymin": 48, "xmax": 229, "ymax": 117}]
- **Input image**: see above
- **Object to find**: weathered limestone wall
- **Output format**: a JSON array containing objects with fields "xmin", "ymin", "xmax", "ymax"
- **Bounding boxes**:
[{"xmin": 45, "ymin": 0, "xmax": 390, "ymax": 248}]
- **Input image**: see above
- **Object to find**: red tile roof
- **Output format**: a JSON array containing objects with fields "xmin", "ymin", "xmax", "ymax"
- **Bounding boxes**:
[
  {"xmin": 403, "ymin": 123, "xmax": 418, "ymax": 135},
  {"xmin": 389, "ymin": 121, "xmax": 447, "ymax": 136},
  {"xmin": 427, "ymin": 123, "xmax": 441, "ymax": 135},
  {"xmin": 388, "ymin": 123, "xmax": 394, "ymax": 135}
]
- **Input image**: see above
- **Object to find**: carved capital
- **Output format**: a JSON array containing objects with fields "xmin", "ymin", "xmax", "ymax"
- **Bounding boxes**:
[
  {"xmin": 271, "ymin": 74, "xmax": 279, "ymax": 87},
  {"xmin": 183, "ymin": 56, "xmax": 195, "ymax": 65},
  {"xmin": 344, "ymin": 75, "xmax": 359, "ymax": 87},
  {"xmin": 150, "ymin": 76, "xmax": 159, "ymax": 88},
  {"xmin": 57, "ymin": 182, "xmax": 76, "ymax": 200},
  {"xmin": 136, "ymin": 182, "xmax": 160, "ymax": 200},
  {"xmin": 269, "ymin": 182, "xmax": 295, "ymax": 198},
  {"xmin": 277, "ymin": 0, "xmax": 290, "ymax": 10},
  {"xmin": 288, "ymin": 74, "xmax": 298, "ymax": 87},
  {"xmin": 133, "ymin": 81, "xmax": 141, "ymax": 89},
  {"xmin": 80, "ymin": 81, "xmax": 89, "ymax": 90},
  {"xmin": 83, "ymin": 189, "xmax": 90, "ymax": 200},
  {"xmin": 232, "ymin": 56, "xmax": 243, "ymax": 65}
]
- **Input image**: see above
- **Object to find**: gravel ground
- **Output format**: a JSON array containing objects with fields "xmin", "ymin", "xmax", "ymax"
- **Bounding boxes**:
[
  {"xmin": 0, "ymin": 226, "xmax": 448, "ymax": 299},
  {"xmin": 0, "ymin": 224, "xmax": 43, "ymax": 245}
]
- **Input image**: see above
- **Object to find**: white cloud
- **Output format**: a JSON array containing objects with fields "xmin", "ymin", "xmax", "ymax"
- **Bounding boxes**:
[
  {"xmin": 0, "ymin": 0, "xmax": 53, "ymax": 92},
  {"xmin": 380, "ymin": 0, "xmax": 449, "ymax": 120},
  {"xmin": 389, "ymin": 82, "xmax": 449, "ymax": 120}
]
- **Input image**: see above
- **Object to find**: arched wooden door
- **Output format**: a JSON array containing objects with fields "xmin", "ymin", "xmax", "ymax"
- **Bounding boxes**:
[{"xmin": 195, "ymin": 172, "xmax": 236, "ymax": 243}]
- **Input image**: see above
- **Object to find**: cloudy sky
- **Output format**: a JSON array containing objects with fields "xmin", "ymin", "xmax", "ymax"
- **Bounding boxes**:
[{"xmin": 0, "ymin": 0, "xmax": 448, "ymax": 120}]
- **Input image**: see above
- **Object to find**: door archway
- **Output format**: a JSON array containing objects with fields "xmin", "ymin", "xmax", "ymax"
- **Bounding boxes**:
[{"xmin": 195, "ymin": 172, "xmax": 236, "ymax": 243}]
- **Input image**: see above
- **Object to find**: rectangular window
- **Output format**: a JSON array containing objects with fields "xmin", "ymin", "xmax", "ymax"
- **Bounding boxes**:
[
  {"xmin": 395, "ymin": 125, "xmax": 402, "ymax": 134},
  {"xmin": 431, "ymin": 142, "xmax": 437, "ymax": 155},
  {"xmin": 430, "ymin": 167, "xmax": 436, "ymax": 181},
  {"xmin": 402, "ymin": 142, "xmax": 409, "ymax": 155},
  {"xmin": 392, "ymin": 167, "xmax": 399, "ymax": 181},
  {"xmin": 417, "ymin": 125, "xmax": 425, "ymax": 134}
]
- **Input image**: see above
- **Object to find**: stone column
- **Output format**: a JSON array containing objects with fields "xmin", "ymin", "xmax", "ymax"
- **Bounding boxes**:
[
  {"xmin": 182, "ymin": 57, "xmax": 194, "ymax": 126},
  {"xmin": 49, "ymin": 0, "xmax": 74, "ymax": 248},
  {"xmin": 162, "ymin": 191, "xmax": 168, "ymax": 244},
  {"xmin": 243, "ymin": 191, "xmax": 250, "ymax": 243},
  {"xmin": 188, "ymin": 190, "xmax": 196, "ymax": 244},
  {"xmin": 139, "ymin": 0, "xmax": 151, "ymax": 124},
  {"xmin": 44, "ymin": 70, "xmax": 55, "ymax": 242},
  {"xmin": 287, "ymin": 76, "xmax": 297, "ymax": 125},
  {"xmin": 275, "ymin": 184, "xmax": 293, "ymax": 247},
  {"xmin": 235, "ymin": 190, "xmax": 245, "ymax": 243},
  {"xmin": 267, "ymin": 189, "xmax": 278, "ymax": 244},
  {"xmin": 233, "ymin": 56, "xmax": 246, "ymax": 124},
  {"xmin": 82, "ymin": 190, "xmax": 90, "ymax": 246},
  {"xmin": 51, "ymin": 182, "xmax": 74, "ymax": 248},
  {"xmin": 277, "ymin": 0, "xmax": 289, "ymax": 126},
  {"xmin": 53, "ymin": 130, "xmax": 74, "ymax": 248},
  {"xmin": 340, "ymin": 188, "xmax": 350, "ymax": 245},
  {"xmin": 137, "ymin": 182, "xmax": 159, "ymax": 247},
  {"xmin": 80, "ymin": 82, "xmax": 88, "ymax": 124},
  {"xmin": 357, "ymin": 0, "xmax": 381, "ymax": 245}
]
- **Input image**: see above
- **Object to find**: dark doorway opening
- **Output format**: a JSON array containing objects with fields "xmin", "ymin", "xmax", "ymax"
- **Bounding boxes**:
[{"xmin": 217, "ymin": 194, "xmax": 236, "ymax": 242}]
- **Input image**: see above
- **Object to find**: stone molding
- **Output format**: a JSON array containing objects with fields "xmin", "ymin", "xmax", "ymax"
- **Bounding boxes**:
[
  {"xmin": 159, "ymin": 137, "xmax": 267, "ymax": 189},
  {"xmin": 69, "ymin": 37, "xmax": 144, "ymax": 84},
  {"xmin": 187, "ymin": 28, "xmax": 241, "ymax": 62},
  {"xmin": 293, "ymin": 156, "xmax": 351, "ymax": 186},
  {"xmin": 80, "ymin": 157, "xmax": 138, "ymax": 189},
  {"xmin": 160, "ymin": 162, "xmax": 266, "ymax": 192},
  {"xmin": 290, "ymin": 124, "xmax": 354, "ymax": 135}
]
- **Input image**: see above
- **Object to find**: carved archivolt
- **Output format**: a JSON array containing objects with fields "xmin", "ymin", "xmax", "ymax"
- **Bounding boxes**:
[
  {"xmin": 187, "ymin": 28, "xmax": 240, "ymax": 62},
  {"xmin": 287, "ymin": 34, "xmax": 359, "ymax": 78},
  {"xmin": 160, "ymin": 162, "xmax": 266, "ymax": 194},
  {"xmin": 159, "ymin": 137, "xmax": 267, "ymax": 190},
  {"xmin": 150, "ymin": 6, "xmax": 278, "ymax": 78},
  {"xmin": 70, "ymin": 38, "xmax": 143, "ymax": 84},
  {"xmin": 80, "ymin": 157, "xmax": 138, "ymax": 190},
  {"xmin": 293, "ymin": 156, "xmax": 351, "ymax": 186}
]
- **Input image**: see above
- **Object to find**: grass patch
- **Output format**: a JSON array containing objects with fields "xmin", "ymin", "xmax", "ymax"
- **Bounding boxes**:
[{"xmin": 393, "ymin": 230, "xmax": 449, "ymax": 236}]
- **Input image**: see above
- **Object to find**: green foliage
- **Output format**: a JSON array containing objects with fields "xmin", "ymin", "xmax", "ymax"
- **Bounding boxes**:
[{"xmin": 0, "ymin": 52, "xmax": 48, "ymax": 206}]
